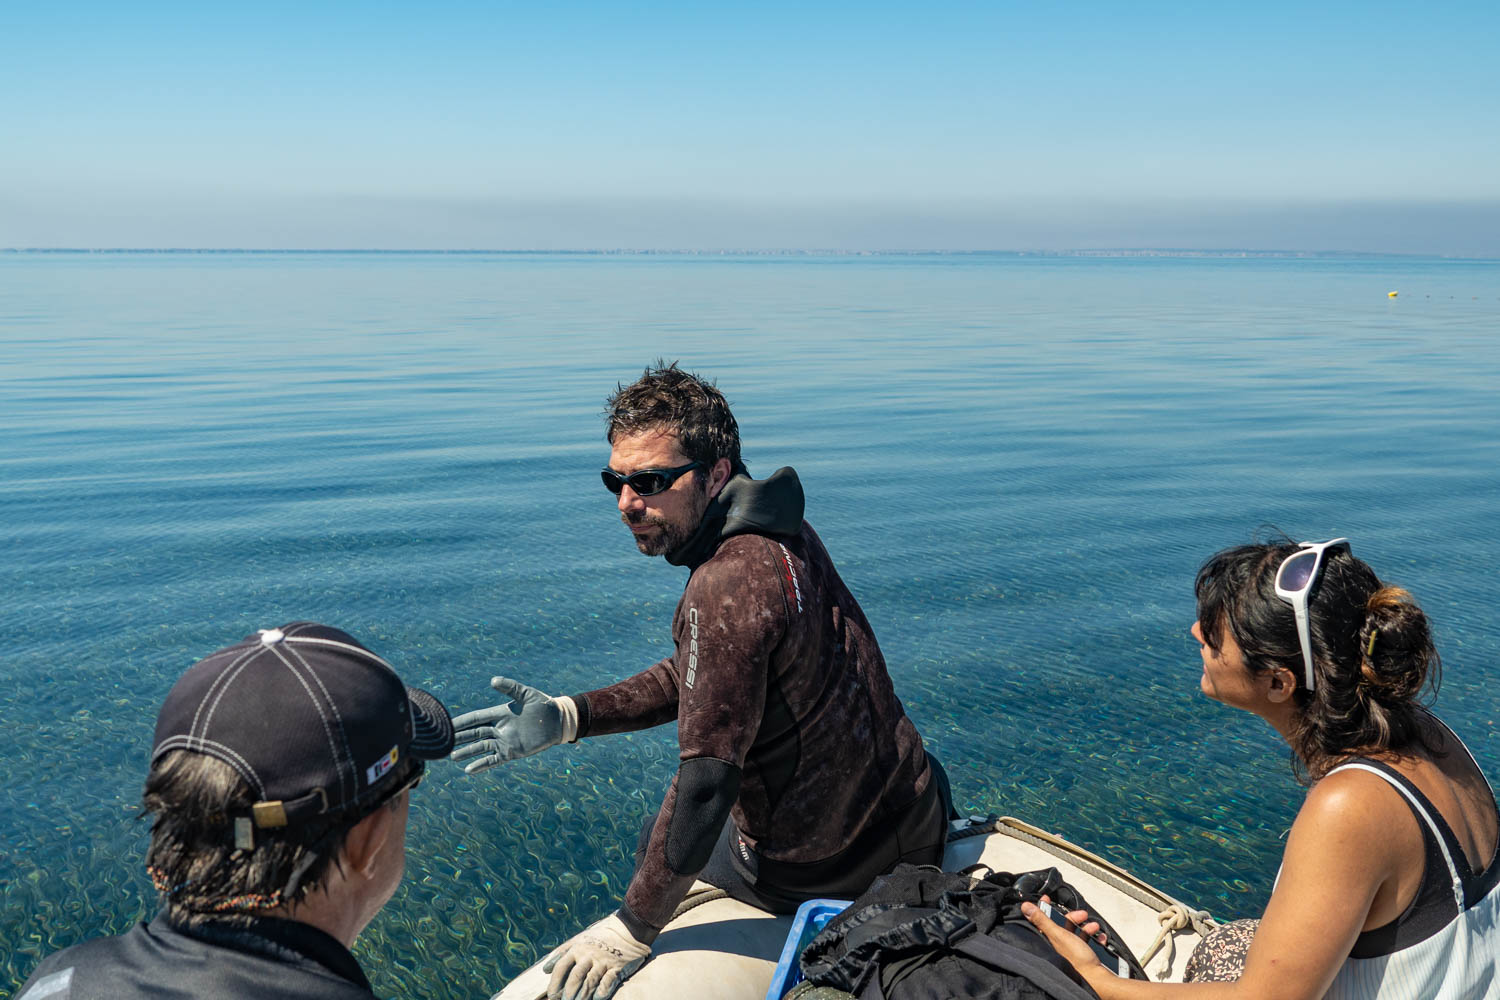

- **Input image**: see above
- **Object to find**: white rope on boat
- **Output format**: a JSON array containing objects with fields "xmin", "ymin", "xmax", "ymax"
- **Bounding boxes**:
[{"xmin": 1138, "ymin": 901, "xmax": 1221, "ymax": 980}]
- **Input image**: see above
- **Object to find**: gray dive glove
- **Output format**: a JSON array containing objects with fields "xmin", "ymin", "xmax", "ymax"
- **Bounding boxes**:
[
  {"xmin": 450, "ymin": 676, "xmax": 580, "ymax": 773},
  {"xmin": 543, "ymin": 913, "xmax": 652, "ymax": 1000}
]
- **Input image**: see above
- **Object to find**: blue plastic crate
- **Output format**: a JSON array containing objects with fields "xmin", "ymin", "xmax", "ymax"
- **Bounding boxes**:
[{"xmin": 764, "ymin": 898, "xmax": 851, "ymax": 1000}]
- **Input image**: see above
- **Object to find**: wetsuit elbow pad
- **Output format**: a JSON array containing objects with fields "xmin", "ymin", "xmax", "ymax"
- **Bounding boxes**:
[{"xmin": 666, "ymin": 757, "xmax": 741, "ymax": 875}]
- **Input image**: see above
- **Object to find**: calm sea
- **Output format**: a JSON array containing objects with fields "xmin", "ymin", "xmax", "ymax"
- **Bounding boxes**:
[{"xmin": 4, "ymin": 251, "xmax": 1499, "ymax": 998}]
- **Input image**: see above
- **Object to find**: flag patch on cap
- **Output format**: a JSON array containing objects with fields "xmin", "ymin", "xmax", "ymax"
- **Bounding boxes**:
[{"xmin": 366, "ymin": 746, "xmax": 399, "ymax": 785}]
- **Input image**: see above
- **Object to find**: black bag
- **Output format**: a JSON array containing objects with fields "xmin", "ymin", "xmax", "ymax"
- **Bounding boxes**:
[{"xmin": 799, "ymin": 864, "xmax": 1148, "ymax": 1000}]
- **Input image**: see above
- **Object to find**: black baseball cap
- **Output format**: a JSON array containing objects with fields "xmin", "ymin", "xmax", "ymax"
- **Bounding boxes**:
[{"xmin": 152, "ymin": 622, "xmax": 454, "ymax": 831}]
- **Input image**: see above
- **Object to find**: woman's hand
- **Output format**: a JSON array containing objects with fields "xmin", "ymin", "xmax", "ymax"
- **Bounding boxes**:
[{"xmin": 1021, "ymin": 895, "xmax": 1108, "ymax": 977}]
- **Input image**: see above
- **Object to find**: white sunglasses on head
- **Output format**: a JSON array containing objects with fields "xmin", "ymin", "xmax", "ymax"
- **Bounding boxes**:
[{"xmin": 1272, "ymin": 538, "xmax": 1350, "ymax": 693}]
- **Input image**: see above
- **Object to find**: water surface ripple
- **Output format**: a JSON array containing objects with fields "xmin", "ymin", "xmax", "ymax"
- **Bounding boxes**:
[{"xmin": 3, "ymin": 252, "xmax": 1498, "ymax": 998}]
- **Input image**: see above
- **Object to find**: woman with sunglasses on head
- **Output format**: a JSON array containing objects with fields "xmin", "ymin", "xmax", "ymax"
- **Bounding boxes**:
[{"xmin": 1023, "ymin": 537, "xmax": 1499, "ymax": 1000}]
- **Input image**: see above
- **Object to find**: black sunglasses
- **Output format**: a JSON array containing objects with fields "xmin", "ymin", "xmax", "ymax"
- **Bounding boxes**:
[{"xmin": 601, "ymin": 461, "xmax": 702, "ymax": 497}]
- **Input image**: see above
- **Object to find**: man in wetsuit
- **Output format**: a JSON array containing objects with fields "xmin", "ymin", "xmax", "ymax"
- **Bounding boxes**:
[
  {"xmin": 15, "ymin": 623, "xmax": 455, "ymax": 1000},
  {"xmin": 451, "ymin": 363, "xmax": 949, "ymax": 1000}
]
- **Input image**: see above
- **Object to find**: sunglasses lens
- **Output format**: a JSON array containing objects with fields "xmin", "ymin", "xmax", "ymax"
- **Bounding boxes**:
[
  {"xmin": 1278, "ymin": 550, "xmax": 1319, "ymax": 592},
  {"xmin": 601, "ymin": 470, "xmax": 625, "ymax": 494},
  {"xmin": 628, "ymin": 472, "xmax": 670, "ymax": 496}
]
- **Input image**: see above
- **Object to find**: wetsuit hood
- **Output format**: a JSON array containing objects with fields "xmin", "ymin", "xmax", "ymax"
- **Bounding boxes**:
[{"xmin": 666, "ymin": 465, "xmax": 805, "ymax": 570}]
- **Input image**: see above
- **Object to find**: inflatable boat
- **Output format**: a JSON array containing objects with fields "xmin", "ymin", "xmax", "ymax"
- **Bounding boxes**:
[{"xmin": 491, "ymin": 816, "xmax": 1219, "ymax": 999}]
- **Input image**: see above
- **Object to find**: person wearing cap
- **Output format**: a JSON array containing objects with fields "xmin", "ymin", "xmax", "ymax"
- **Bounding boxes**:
[
  {"xmin": 451, "ymin": 363, "xmax": 951, "ymax": 1000},
  {"xmin": 14, "ymin": 622, "xmax": 455, "ymax": 1000}
]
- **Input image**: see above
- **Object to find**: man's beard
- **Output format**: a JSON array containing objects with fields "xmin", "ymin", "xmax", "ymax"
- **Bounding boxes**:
[{"xmin": 622, "ymin": 493, "xmax": 709, "ymax": 557}]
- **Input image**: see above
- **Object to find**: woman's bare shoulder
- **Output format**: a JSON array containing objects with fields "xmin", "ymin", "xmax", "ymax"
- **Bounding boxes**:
[{"xmin": 1290, "ymin": 764, "xmax": 1426, "ymax": 869}]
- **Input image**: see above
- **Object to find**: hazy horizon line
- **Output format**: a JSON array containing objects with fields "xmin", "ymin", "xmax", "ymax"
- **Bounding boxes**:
[{"xmin": 7, "ymin": 247, "xmax": 1497, "ymax": 261}]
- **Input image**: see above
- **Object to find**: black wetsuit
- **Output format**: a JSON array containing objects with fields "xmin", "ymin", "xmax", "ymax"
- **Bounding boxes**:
[
  {"xmin": 15, "ymin": 913, "xmax": 376, "ymax": 999},
  {"xmin": 573, "ymin": 467, "xmax": 947, "ymax": 942}
]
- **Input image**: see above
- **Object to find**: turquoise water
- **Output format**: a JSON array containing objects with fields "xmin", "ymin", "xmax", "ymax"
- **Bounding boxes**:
[{"xmin": 3, "ymin": 251, "xmax": 1499, "ymax": 998}]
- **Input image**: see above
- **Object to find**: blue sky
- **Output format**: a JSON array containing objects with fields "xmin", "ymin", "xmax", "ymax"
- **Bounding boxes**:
[{"xmin": 3, "ymin": 1, "xmax": 1497, "ymax": 251}]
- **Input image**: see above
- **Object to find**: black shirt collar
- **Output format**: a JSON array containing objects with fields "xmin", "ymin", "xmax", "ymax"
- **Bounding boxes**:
[{"xmin": 163, "ymin": 913, "xmax": 372, "ymax": 991}]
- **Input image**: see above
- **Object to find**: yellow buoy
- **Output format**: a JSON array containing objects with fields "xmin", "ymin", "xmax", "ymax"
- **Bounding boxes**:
[{"xmin": 1388, "ymin": 290, "xmax": 1399, "ymax": 297}]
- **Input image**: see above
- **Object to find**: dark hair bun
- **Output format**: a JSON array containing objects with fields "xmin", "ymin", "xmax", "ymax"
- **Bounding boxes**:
[{"xmin": 1357, "ymin": 586, "xmax": 1435, "ymax": 702}]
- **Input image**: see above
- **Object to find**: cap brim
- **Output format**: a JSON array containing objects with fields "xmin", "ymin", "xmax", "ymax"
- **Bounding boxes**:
[{"xmin": 407, "ymin": 687, "xmax": 455, "ymax": 758}]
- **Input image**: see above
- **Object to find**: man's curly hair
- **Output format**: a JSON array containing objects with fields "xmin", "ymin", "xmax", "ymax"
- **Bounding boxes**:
[{"xmin": 604, "ymin": 361, "xmax": 742, "ymax": 472}]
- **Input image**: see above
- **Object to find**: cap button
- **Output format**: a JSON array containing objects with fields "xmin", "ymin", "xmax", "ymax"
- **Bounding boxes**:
[{"xmin": 258, "ymin": 628, "xmax": 285, "ymax": 645}]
